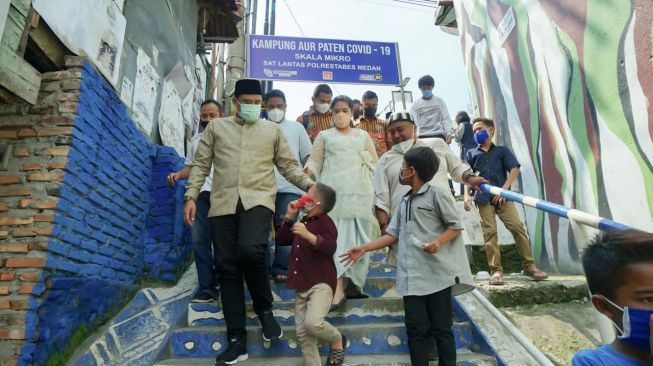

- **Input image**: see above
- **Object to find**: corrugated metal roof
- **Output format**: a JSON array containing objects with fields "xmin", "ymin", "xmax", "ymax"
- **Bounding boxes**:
[{"xmin": 198, "ymin": 0, "xmax": 240, "ymax": 44}]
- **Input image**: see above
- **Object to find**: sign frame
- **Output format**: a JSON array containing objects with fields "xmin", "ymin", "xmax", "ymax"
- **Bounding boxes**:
[{"xmin": 246, "ymin": 34, "xmax": 402, "ymax": 86}]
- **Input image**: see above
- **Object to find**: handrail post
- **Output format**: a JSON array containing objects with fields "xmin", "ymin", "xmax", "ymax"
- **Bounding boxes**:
[{"xmin": 477, "ymin": 183, "xmax": 632, "ymax": 345}]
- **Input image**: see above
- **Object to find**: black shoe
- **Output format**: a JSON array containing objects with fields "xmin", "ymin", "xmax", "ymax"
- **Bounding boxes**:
[
  {"xmin": 205, "ymin": 288, "xmax": 221, "ymax": 301},
  {"xmin": 214, "ymin": 339, "xmax": 248, "ymax": 365},
  {"xmin": 259, "ymin": 310, "xmax": 283, "ymax": 341},
  {"xmin": 191, "ymin": 291, "xmax": 214, "ymax": 303}
]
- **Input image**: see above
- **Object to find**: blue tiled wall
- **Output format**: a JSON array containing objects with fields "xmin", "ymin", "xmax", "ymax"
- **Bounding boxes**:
[{"xmin": 19, "ymin": 61, "xmax": 192, "ymax": 365}]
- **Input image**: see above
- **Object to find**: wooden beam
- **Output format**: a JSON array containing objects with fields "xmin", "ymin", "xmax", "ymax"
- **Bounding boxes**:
[
  {"xmin": 27, "ymin": 15, "xmax": 66, "ymax": 70},
  {"xmin": 1, "ymin": 0, "xmax": 31, "ymax": 52},
  {"xmin": 16, "ymin": 5, "xmax": 33, "ymax": 57},
  {"xmin": 0, "ymin": 42, "xmax": 41, "ymax": 104}
]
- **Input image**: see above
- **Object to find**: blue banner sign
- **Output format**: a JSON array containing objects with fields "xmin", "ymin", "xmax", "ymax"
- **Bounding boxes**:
[{"xmin": 247, "ymin": 35, "xmax": 400, "ymax": 85}]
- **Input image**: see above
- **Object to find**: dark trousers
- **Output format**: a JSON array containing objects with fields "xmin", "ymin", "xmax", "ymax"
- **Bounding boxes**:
[
  {"xmin": 192, "ymin": 191, "xmax": 218, "ymax": 294},
  {"xmin": 269, "ymin": 192, "xmax": 301, "ymax": 275},
  {"xmin": 403, "ymin": 287, "xmax": 455, "ymax": 366},
  {"xmin": 211, "ymin": 199, "xmax": 274, "ymax": 342}
]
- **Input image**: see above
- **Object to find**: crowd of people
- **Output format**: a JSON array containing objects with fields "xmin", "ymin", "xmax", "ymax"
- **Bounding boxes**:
[{"xmin": 168, "ymin": 77, "xmax": 652, "ymax": 366}]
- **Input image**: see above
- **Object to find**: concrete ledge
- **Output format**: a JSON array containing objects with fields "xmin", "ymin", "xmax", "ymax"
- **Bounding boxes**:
[{"xmin": 473, "ymin": 275, "xmax": 588, "ymax": 308}]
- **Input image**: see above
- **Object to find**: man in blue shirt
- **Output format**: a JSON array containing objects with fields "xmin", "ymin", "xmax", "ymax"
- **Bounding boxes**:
[{"xmin": 463, "ymin": 117, "xmax": 547, "ymax": 286}]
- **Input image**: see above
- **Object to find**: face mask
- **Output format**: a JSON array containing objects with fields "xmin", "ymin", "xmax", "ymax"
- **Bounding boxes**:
[
  {"xmin": 334, "ymin": 112, "xmax": 351, "ymax": 129},
  {"xmin": 267, "ymin": 108, "xmax": 285, "ymax": 123},
  {"xmin": 398, "ymin": 167, "xmax": 414, "ymax": 185},
  {"xmin": 315, "ymin": 103, "xmax": 330, "ymax": 114},
  {"xmin": 422, "ymin": 90, "xmax": 433, "ymax": 98},
  {"xmin": 364, "ymin": 106, "xmax": 377, "ymax": 118},
  {"xmin": 474, "ymin": 129, "xmax": 490, "ymax": 145},
  {"xmin": 237, "ymin": 101, "xmax": 261, "ymax": 123},
  {"xmin": 353, "ymin": 110, "xmax": 361, "ymax": 120},
  {"xmin": 296, "ymin": 195, "xmax": 316, "ymax": 214},
  {"xmin": 600, "ymin": 296, "xmax": 653, "ymax": 353},
  {"xmin": 396, "ymin": 139, "xmax": 417, "ymax": 151}
]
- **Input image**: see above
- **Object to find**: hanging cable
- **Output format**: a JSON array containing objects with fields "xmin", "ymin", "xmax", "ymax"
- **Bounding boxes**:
[
  {"xmin": 390, "ymin": 0, "xmax": 438, "ymax": 8},
  {"xmin": 281, "ymin": 0, "xmax": 306, "ymax": 36},
  {"xmin": 350, "ymin": 0, "xmax": 433, "ymax": 12}
]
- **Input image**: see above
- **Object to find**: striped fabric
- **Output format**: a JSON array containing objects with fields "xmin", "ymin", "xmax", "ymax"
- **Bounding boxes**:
[
  {"xmin": 357, "ymin": 117, "xmax": 392, "ymax": 157},
  {"xmin": 295, "ymin": 110, "xmax": 333, "ymax": 143}
]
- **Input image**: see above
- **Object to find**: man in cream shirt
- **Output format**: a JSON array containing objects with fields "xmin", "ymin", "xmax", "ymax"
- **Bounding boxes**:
[{"xmin": 184, "ymin": 79, "xmax": 314, "ymax": 365}]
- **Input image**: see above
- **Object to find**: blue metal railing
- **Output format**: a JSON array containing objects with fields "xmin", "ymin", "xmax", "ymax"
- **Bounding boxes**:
[
  {"xmin": 479, "ymin": 183, "xmax": 631, "ymax": 231},
  {"xmin": 478, "ymin": 183, "xmax": 632, "ymax": 347}
]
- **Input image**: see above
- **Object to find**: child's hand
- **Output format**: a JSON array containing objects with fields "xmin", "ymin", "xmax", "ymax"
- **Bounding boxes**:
[
  {"xmin": 339, "ymin": 246, "xmax": 366, "ymax": 266},
  {"xmin": 286, "ymin": 200, "xmax": 299, "ymax": 217},
  {"xmin": 423, "ymin": 239, "xmax": 442, "ymax": 254},
  {"xmin": 291, "ymin": 222, "xmax": 310, "ymax": 239}
]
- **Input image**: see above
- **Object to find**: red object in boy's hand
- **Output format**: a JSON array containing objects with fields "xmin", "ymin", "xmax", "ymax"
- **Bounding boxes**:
[{"xmin": 296, "ymin": 195, "xmax": 314, "ymax": 209}]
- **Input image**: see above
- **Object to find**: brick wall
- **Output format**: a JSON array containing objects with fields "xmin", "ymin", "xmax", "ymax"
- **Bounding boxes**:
[
  {"xmin": 145, "ymin": 148, "xmax": 192, "ymax": 282},
  {"xmin": 0, "ymin": 57, "xmax": 191, "ymax": 365}
]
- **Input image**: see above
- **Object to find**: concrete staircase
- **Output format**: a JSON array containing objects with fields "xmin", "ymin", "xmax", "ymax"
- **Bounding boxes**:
[{"xmin": 155, "ymin": 251, "xmax": 499, "ymax": 365}]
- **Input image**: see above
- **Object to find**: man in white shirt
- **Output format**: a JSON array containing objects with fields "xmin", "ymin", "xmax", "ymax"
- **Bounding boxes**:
[
  {"xmin": 264, "ymin": 89, "xmax": 312, "ymax": 283},
  {"xmin": 410, "ymin": 75, "xmax": 454, "ymax": 143},
  {"xmin": 167, "ymin": 99, "xmax": 221, "ymax": 302},
  {"xmin": 373, "ymin": 110, "xmax": 485, "ymax": 265}
]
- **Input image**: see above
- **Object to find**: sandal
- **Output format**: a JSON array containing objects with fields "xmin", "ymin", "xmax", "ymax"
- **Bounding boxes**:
[
  {"xmin": 329, "ymin": 297, "xmax": 347, "ymax": 312},
  {"xmin": 273, "ymin": 274, "xmax": 287, "ymax": 283},
  {"xmin": 489, "ymin": 272, "xmax": 504, "ymax": 286},
  {"xmin": 326, "ymin": 334, "xmax": 346, "ymax": 365},
  {"xmin": 523, "ymin": 267, "xmax": 548, "ymax": 281}
]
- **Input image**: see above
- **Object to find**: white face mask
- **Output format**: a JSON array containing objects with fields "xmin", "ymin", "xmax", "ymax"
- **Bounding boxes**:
[
  {"xmin": 396, "ymin": 138, "xmax": 417, "ymax": 152},
  {"xmin": 333, "ymin": 112, "xmax": 351, "ymax": 129},
  {"xmin": 315, "ymin": 103, "xmax": 330, "ymax": 114},
  {"xmin": 267, "ymin": 108, "xmax": 285, "ymax": 123}
]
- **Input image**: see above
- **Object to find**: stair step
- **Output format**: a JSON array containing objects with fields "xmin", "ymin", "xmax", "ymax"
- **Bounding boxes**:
[
  {"xmin": 189, "ymin": 297, "xmax": 464, "ymax": 327},
  {"xmin": 156, "ymin": 351, "xmax": 497, "ymax": 365},
  {"xmin": 170, "ymin": 322, "xmax": 475, "ymax": 358},
  {"xmin": 365, "ymin": 261, "xmax": 396, "ymax": 278},
  {"xmin": 370, "ymin": 250, "xmax": 387, "ymax": 263},
  {"xmin": 248, "ymin": 277, "xmax": 398, "ymax": 303}
]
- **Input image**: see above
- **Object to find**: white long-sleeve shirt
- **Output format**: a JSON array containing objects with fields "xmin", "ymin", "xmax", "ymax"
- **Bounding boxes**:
[{"xmin": 410, "ymin": 96, "xmax": 453, "ymax": 137}]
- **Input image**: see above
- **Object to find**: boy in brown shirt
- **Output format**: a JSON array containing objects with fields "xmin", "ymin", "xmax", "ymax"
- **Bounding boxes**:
[{"xmin": 276, "ymin": 183, "xmax": 345, "ymax": 366}]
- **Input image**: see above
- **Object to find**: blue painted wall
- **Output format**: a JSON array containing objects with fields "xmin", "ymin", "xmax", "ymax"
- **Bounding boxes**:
[{"xmin": 18, "ymin": 61, "xmax": 192, "ymax": 365}]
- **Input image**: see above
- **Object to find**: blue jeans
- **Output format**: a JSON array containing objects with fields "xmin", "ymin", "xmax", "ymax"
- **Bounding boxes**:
[
  {"xmin": 193, "ymin": 191, "xmax": 218, "ymax": 294},
  {"xmin": 268, "ymin": 192, "xmax": 301, "ymax": 276}
]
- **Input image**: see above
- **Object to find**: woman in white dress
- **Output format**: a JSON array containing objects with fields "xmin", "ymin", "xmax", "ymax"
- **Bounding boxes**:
[{"xmin": 305, "ymin": 95, "xmax": 380, "ymax": 307}]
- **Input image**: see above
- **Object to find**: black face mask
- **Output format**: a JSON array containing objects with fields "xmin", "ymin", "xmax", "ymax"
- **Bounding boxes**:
[
  {"xmin": 364, "ymin": 106, "xmax": 377, "ymax": 118},
  {"xmin": 353, "ymin": 110, "xmax": 361, "ymax": 120}
]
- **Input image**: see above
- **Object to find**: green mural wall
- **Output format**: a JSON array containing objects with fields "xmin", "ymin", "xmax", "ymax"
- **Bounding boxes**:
[{"xmin": 454, "ymin": 0, "xmax": 653, "ymax": 272}]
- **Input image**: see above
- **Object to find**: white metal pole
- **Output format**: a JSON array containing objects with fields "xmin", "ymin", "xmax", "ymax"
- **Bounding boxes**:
[{"xmin": 395, "ymin": 43, "xmax": 406, "ymax": 110}]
